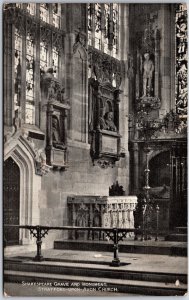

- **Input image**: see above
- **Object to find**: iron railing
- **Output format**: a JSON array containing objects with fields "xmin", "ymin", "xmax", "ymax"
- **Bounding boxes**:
[{"xmin": 4, "ymin": 225, "xmax": 146, "ymax": 266}]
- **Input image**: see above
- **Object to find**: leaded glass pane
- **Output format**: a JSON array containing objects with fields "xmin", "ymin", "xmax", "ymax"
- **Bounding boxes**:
[
  {"xmin": 175, "ymin": 4, "xmax": 187, "ymax": 116},
  {"xmin": 40, "ymin": 41, "xmax": 48, "ymax": 72},
  {"xmin": 26, "ymin": 33, "xmax": 35, "ymax": 124},
  {"xmin": 88, "ymin": 3, "xmax": 119, "ymax": 56},
  {"xmin": 94, "ymin": 3, "xmax": 101, "ymax": 50},
  {"xmin": 104, "ymin": 4, "xmax": 110, "ymax": 55},
  {"xmin": 14, "ymin": 29, "xmax": 22, "ymax": 110},
  {"xmin": 15, "ymin": 3, "xmax": 22, "ymax": 8},
  {"xmin": 52, "ymin": 3, "xmax": 61, "ymax": 28},
  {"xmin": 52, "ymin": 47, "xmax": 59, "ymax": 78},
  {"xmin": 112, "ymin": 4, "xmax": 119, "ymax": 57},
  {"xmin": 88, "ymin": 4, "xmax": 92, "ymax": 46},
  {"xmin": 40, "ymin": 3, "xmax": 49, "ymax": 23},
  {"xmin": 26, "ymin": 3, "xmax": 36, "ymax": 15},
  {"xmin": 25, "ymin": 103, "xmax": 35, "ymax": 124}
]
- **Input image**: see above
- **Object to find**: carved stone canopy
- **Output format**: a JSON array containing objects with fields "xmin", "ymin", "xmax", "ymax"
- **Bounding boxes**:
[{"xmin": 88, "ymin": 46, "xmax": 123, "ymax": 88}]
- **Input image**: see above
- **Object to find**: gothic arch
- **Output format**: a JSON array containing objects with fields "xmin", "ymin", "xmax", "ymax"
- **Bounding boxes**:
[{"xmin": 4, "ymin": 136, "xmax": 41, "ymax": 244}]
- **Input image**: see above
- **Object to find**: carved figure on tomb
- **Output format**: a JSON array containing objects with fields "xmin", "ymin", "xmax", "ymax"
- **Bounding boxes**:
[
  {"xmin": 100, "ymin": 111, "xmax": 117, "ymax": 131},
  {"xmin": 52, "ymin": 116, "xmax": 65, "ymax": 149},
  {"xmin": 142, "ymin": 53, "xmax": 154, "ymax": 97}
]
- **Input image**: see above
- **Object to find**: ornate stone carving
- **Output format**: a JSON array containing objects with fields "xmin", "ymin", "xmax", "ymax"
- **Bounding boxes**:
[
  {"xmin": 133, "ymin": 9, "xmax": 161, "ymax": 109},
  {"xmin": 45, "ymin": 101, "xmax": 70, "ymax": 169},
  {"xmin": 76, "ymin": 203, "xmax": 89, "ymax": 227},
  {"xmin": 88, "ymin": 46, "xmax": 122, "ymax": 88},
  {"xmin": 88, "ymin": 50, "xmax": 123, "ymax": 167},
  {"xmin": 73, "ymin": 31, "xmax": 87, "ymax": 53},
  {"xmin": 67, "ymin": 195, "xmax": 138, "ymax": 240},
  {"xmin": 52, "ymin": 31, "xmax": 63, "ymax": 51},
  {"xmin": 34, "ymin": 148, "xmax": 52, "ymax": 176},
  {"xmin": 97, "ymin": 159, "xmax": 114, "ymax": 169},
  {"xmin": 41, "ymin": 68, "xmax": 68, "ymax": 104},
  {"xmin": 40, "ymin": 26, "xmax": 51, "ymax": 46}
]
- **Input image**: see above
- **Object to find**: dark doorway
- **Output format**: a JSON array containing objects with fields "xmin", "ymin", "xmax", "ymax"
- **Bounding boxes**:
[
  {"xmin": 149, "ymin": 151, "xmax": 171, "ymax": 188},
  {"xmin": 3, "ymin": 157, "xmax": 20, "ymax": 245}
]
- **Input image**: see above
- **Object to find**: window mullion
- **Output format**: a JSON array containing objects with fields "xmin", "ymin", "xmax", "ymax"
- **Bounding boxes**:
[
  {"xmin": 49, "ymin": 3, "xmax": 53, "ymax": 27},
  {"xmin": 101, "ymin": 4, "xmax": 105, "ymax": 52},
  {"xmin": 91, "ymin": 4, "xmax": 95, "ymax": 48},
  {"xmin": 21, "ymin": 27, "xmax": 26, "ymax": 123},
  {"xmin": 35, "ymin": 24, "xmax": 41, "ymax": 126},
  {"xmin": 108, "ymin": 3, "xmax": 113, "ymax": 52}
]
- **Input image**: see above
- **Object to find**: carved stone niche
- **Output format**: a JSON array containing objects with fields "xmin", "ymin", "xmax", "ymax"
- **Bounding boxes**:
[
  {"xmin": 46, "ymin": 102, "xmax": 70, "ymax": 169},
  {"xmin": 135, "ymin": 23, "xmax": 161, "ymax": 111},
  {"xmin": 42, "ymin": 69, "xmax": 70, "ymax": 169},
  {"xmin": 89, "ymin": 79, "xmax": 123, "ymax": 168}
]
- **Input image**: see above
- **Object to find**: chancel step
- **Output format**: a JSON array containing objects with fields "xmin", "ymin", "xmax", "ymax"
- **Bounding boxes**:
[
  {"xmin": 54, "ymin": 239, "xmax": 187, "ymax": 256},
  {"xmin": 4, "ymin": 269, "xmax": 187, "ymax": 296},
  {"xmin": 4, "ymin": 259, "xmax": 187, "ymax": 284}
]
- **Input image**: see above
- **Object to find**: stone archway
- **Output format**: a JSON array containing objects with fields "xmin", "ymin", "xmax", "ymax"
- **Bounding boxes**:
[{"xmin": 4, "ymin": 136, "xmax": 42, "ymax": 245}]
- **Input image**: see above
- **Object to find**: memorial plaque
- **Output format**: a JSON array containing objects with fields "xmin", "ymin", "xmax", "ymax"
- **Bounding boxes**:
[{"xmin": 102, "ymin": 135, "xmax": 117, "ymax": 154}]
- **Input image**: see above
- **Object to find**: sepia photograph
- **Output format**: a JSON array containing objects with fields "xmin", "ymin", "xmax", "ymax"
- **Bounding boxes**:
[{"xmin": 3, "ymin": 2, "xmax": 188, "ymax": 297}]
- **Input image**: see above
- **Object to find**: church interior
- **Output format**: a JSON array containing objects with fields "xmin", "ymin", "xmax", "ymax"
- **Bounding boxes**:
[{"xmin": 3, "ymin": 3, "xmax": 187, "ymax": 296}]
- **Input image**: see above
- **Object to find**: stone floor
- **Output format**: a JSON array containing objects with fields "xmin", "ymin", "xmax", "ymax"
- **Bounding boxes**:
[
  {"xmin": 5, "ymin": 248, "xmax": 188, "ymax": 274},
  {"xmin": 4, "ymin": 248, "xmax": 188, "ymax": 297}
]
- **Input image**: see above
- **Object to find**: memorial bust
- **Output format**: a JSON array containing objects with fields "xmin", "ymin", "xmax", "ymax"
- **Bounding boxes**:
[{"xmin": 100, "ymin": 112, "xmax": 117, "ymax": 132}]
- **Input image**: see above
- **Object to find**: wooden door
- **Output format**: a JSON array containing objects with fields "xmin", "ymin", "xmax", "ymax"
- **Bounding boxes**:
[{"xmin": 3, "ymin": 157, "xmax": 20, "ymax": 245}]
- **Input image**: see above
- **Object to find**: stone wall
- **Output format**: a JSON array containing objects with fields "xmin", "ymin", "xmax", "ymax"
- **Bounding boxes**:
[{"xmin": 39, "ymin": 142, "xmax": 129, "ymax": 248}]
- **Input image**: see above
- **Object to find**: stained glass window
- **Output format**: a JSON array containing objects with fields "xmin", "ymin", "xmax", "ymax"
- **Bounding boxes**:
[
  {"xmin": 175, "ymin": 4, "xmax": 187, "ymax": 116},
  {"xmin": 88, "ymin": 4, "xmax": 92, "ymax": 46},
  {"xmin": 88, "ymin": 3, "xmax": 119, "ymax": 57},
  {"xmin": 104, "ymin": 4, "xmax": 111, "ymax": 55},
  {"xmin": 15, "ymin": 3, "xmax": 22, "ymax": 9},
  {"xmin": 112, "ymin": 4, "xmax": 119, "ymax": 57},
  {"xmin": 52, "ymin": 4, "xmax": 61, "ymax": 28},
  {"xmin": 40, "ymin": 4, "xmax": 49, "ymax": 23},
  {"xmin": 40, "ymin": 41, "xmax": 48, "ymax": 72},
  {"xmin": 52, "ymin": 47, "xmax": 59, "ymax": 78},
  {"xmin": 26, "ymin": 3, "xmax": 36, "ymax": 15},
  {"xmin": 26, "ymin": 33, "xmax": 35, "ymax": 124},
  {"xmin": 14, "ymin": 28, "xmax": 22, "ymax": 111},
  {"xmin": 94, "ymin": 4, "xmax": 102, "ymax": 50}
]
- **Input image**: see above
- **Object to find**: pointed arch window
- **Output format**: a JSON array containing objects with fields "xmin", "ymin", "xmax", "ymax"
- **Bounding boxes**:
[{"xmin": 7, "ymin": 4, "xmax": 65, "ymax": 128}]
